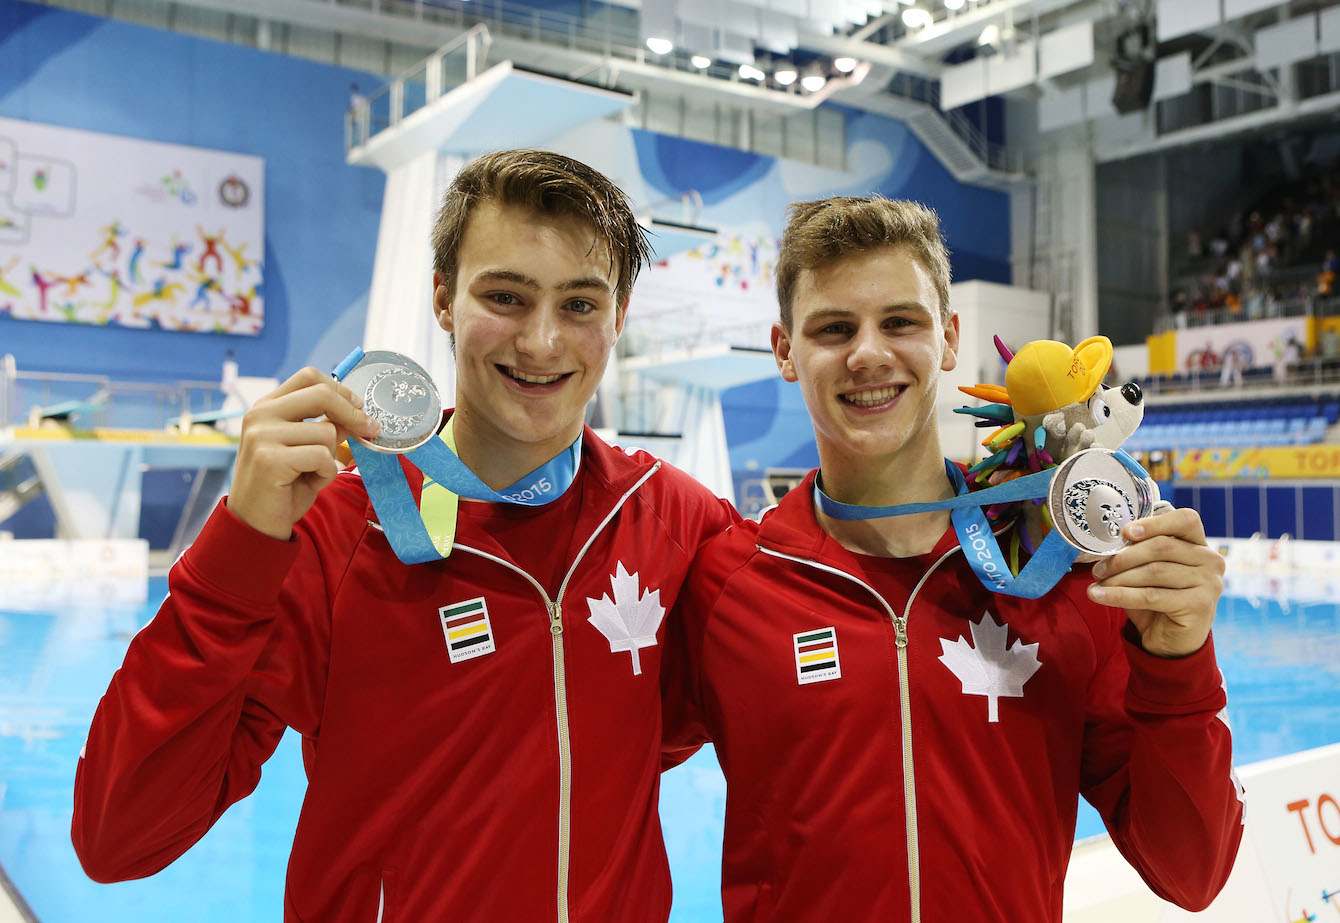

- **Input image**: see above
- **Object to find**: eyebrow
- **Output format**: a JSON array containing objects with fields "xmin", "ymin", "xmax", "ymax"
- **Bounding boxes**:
[
  {"xmin": 476, "ymin": 269, "xmax": 613, "ymax": 294},
  {"xmin": 806, "ymin": 302, "xmax": 932, "ymax": 323}
]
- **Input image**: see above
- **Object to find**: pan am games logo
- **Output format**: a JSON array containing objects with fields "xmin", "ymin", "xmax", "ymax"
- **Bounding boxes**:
[{"xmin": 135, "ymin": 168, "xmax": 196, "ymax": 205}]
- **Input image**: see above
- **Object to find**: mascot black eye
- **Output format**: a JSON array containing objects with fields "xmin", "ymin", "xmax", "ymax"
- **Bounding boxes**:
[{"xmin": 1088, "ymin": 393, "xmax": 1111, "ymax": 423}]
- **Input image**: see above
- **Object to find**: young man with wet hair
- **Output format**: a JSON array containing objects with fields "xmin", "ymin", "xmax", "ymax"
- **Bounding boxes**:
[
  {"xmin": 664, "ymin": 196, "xmax": 1243, "ymax": 922},
  {"xmin": 74, "ymin": 149, "xmax": 737, "ymax": 922}
]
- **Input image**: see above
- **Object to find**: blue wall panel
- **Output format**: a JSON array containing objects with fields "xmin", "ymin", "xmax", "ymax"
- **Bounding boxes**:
[
  {"xmin": 1265, "ymin": 485, "xmax": 1297, "ymax": 538},
  {"xmin": 1301, "ymin": 486, "xmax": 1336, "ymax": 542},
  {"xmin": 1196, "ymin": 485, "xmax": 1227, "ymax": 538},
  {"xmin": 1231, "ymin": 485, "xmax": 1262, "ymax": 537},
  {"xmin": 1173, "ymin": 485, "xmax": 1196, "ymax": 511}
]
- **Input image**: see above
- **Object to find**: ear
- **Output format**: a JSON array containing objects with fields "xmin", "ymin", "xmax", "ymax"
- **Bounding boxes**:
[
  {"xmin": 433, "ymin": 272, "xmax": 453, "ymax": 334},
  {"xmin": 614, "ymin": 296, "xmax": 629, "ymax": 338},
  {"xmin": 940, "ymin": 311, "xmax": 960, "ymax": 373},
  {"xmin": 772, "ymin": 322, "xmax": 798, "ymax": 382}
]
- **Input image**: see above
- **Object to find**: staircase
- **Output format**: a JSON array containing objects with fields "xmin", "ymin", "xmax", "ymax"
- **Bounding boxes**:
[{"xmin": 838, "ymin": 68, "xmax": 1028, "ymax": 190}]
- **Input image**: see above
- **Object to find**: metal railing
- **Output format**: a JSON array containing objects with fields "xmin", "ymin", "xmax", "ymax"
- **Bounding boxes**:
[
  {"xmin": 1154, "ymin": 291, "xmax": 1340, "ymax": 333},
  {"xmin": 885, "ymin": 71, "xmax": 1025, "ymax": 176},
  {"xmin": 336, "ymin": 0, "xmax": 1010, "ymax": 174},
  {"xmin": 0, "ymin": 355, "xmax": 226, "ymax": 431},
  {"xmin": 1139, "ymin": 357, "xmax": 1340, "ymax": 396},
  {"xmin": 347, "ymin": 23, "xmax": 493, "ymax": 150}
]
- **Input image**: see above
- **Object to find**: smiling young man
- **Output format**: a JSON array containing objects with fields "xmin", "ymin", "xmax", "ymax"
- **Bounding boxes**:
[
  {"xmin": 663, "ymin": 196, "xmax": 1244, "ymax": 922},
  {"xmin": 72, "ymin": 149, "xmax": 736, "ymax": 922}
]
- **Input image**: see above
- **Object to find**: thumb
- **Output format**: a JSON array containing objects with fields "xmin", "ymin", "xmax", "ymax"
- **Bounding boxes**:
[{"xmin": 1125, "ymin": 609, "xmax": 1156, "ymax": 636}]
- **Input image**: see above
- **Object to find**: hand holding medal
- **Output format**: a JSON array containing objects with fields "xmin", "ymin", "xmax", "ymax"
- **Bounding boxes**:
[{"xmin": 228, "ymin": 366, "xmax": 383, "ymax": 541}]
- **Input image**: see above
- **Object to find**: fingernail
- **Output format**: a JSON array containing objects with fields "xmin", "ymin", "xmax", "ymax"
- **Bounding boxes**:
[
  {"xmin": 1088, "ymin": 584, "xmax": 1106, "ymax": 601},
  {"xmin": 1091, "ymin": 561, "xmax": 1107, "ymax": 578},
  {"xmin": 1127, "ymin": 523, "xmax": 1145, "ymax": 540}
]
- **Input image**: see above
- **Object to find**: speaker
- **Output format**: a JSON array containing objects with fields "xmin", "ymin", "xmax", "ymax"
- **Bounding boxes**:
[{"xmin": 1112, "ymin": 59, "xmax": 1155, "ymax": 113}]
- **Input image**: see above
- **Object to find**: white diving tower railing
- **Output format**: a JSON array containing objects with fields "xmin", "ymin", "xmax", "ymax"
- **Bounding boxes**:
[{"xmin": 345, "ymin": 24, "xmax": 494, "ymax": 154}]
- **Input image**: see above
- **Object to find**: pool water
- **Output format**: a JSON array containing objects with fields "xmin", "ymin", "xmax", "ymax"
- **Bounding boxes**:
[{"xmin": 1, "ymin": 578, "xmax": 1336, "ymax": 921}]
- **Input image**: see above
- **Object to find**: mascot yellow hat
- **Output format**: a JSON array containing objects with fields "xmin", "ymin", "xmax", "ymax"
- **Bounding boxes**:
[{"xmin": 1004, "ymin": 336, "xmax": 1113, "ymax": 417}]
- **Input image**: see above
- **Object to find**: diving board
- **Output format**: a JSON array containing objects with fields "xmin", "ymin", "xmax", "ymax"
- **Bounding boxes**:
[{"xmin": 348, "ymin": 61, "xmax": 634, "ymax": 171}]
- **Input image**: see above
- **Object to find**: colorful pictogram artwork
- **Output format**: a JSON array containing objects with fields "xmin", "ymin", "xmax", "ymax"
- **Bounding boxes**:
[{"xmin": 0, "ymin": 116, "xmax": 264, "ymax": 335}]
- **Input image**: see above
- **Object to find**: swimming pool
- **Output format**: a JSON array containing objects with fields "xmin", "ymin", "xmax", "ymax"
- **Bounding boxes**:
[{"xmin": 1, "ymin": 577, "xmax": 1336, "ymax": 921}]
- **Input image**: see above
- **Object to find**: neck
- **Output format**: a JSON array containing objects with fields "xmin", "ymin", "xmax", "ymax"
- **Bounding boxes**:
[
  {"xmin": 815, "ymin": 426, "xmax": 952, "ymax": 558},
  {"xmin": 449, "ymin": 404, "xmax": 581, "ymax": 492}
]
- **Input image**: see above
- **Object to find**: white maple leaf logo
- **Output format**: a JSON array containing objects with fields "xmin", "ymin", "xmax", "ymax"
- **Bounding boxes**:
[
  {"xmin": 586, "ymin": 562, "xmax": 665, "ymax": 676},
  {"xmin": 938, "ymin": 613, "xmax": 1042, "ymax": 723}
]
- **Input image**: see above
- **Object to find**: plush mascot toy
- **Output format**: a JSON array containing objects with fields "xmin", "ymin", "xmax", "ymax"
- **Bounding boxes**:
[{"xmin": 956, "ymin": 334, "xmax": 1154, "ymax": 567}]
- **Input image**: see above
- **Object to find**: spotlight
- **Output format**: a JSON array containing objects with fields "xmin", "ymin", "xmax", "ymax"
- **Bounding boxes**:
[
  {"xmin": 774, "ymin": 63, "xmax": 798, "ymax": 86},
  {"xmin": 834, "ymin": 56, "xmax": 858, "ymax": 73},
  {"xmin": 945, "ymin": 0, "xmax": 965, "ymax": 9},
  {"xmin": 739, "ymin": 63, "xmax": 766, "ymax": 81},
  {"xmin": 800, "ymin": 64, "xmax": 827, "ymax": 92},
  {"xmin": 978, "ymin": 23, "xmax": 1000, "ymax": 46},
  {"xmin": 901, "ymin": 7, "xmax": 933, "ymax": 29},
  {"xmin": 691, "ymin": 54, "xmax": 712, "ymax": 69},
  {"xmin": 645, "ymin": 37, "xmax": 673, "ymax": 55}
]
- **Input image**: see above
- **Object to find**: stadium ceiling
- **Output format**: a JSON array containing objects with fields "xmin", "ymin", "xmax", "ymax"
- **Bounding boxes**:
[{"xmin": 138, "ymin": 0, "xmax": 1326, "ymax": 171}]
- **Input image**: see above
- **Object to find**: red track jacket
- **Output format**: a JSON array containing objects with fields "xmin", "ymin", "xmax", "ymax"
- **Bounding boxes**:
[
  {"xmin": 663, "ymin": 471, "xmax": 1244, "ymax": 923},
  {"xmin": 72, "ymin": 428, "xmax": 736, "ymax": 922}
]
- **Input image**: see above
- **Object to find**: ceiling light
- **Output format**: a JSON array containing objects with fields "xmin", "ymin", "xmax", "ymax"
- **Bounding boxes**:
[
  {"xmin": 645, "ymin": 37, "xmax": 673, "ymax": 55},
  {"xmin": 774, "ymin": 64, "xmax": 798, "ymax": 86},
  {"xmin": 901, "ymin": 7, "xmax": 933, "ymax": 29},
  {"xmin": 800, "ymin": 65, "xmax": 827, "ymax": 92},
  {"xmin": 691, "ymin": 54, "xmax": 712, "ymax": 69},
  {"xmin": 945, "ymin": 0, "xmax": 965, "ymax": 9},
  {"xmin": 739, "ymin": 63, "xmax": 766, "ymax": 81},
  {"xmin": 978, "ymin": 23, "xmax": 1000, "ymax": 46},
  {"xmin": 834, "ymin": 56, "xmax": 858, "ymax": 73}
]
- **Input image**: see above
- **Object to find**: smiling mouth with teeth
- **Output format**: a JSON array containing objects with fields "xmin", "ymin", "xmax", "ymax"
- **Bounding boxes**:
[
  {"xmin": 840, "ymin": 385, "xmax": 906, "ymax": 408},
  {"xmin": 499, "ymin": 364, "xmax": 569, "ymax": 386}
]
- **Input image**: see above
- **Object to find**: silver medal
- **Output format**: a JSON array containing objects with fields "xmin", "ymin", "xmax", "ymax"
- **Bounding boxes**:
[
  {"xmin": 1047, "ymin": 448, "xmax": 1158, "ymax": 556},
  {"xmin": 340, "ymin": 350, "xmax": 442, "ymax": 454}
]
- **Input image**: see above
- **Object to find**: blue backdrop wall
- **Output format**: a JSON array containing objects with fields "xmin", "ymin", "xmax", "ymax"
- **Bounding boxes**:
[{"xmin": 0, "ymin": 0, "xmax": 385, "ymax": 382}]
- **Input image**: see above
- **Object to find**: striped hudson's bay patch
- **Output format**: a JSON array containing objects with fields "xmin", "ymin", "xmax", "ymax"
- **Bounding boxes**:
[
  {"xmin": 793, "ymin": 626, "xmax": 841, "ymax": 685},
  {"xmin": 439, "ymin": 597, "xmax": 496, "ymax": 664}
]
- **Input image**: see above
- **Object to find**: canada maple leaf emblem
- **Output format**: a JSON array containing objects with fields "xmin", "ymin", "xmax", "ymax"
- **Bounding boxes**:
[
  {"xmin": 586, "ymin": 562, "xmax": 665, "ymax": 676},
  {"xmin": 937, "ymin": 613, "xmax": 1041, "ymax": 723}
]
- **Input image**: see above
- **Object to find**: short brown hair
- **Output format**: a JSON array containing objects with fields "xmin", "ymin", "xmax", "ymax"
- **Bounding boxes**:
[
  {"xmin": 775, "ymin": 196, "xmax": 952, "ymax": 328},
  {"xmin": 431, "ymin": 149, "xmax": 651, "ymax": 306}
]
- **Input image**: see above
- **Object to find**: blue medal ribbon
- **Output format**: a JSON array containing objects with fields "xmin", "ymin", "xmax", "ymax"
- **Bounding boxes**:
[
  {"xmin": 335, "ymin": 349, "xmax": 581, "ymax": 564},
  {"xmin": 813, "ymin": 459, "xmax": 1083, "ymax": 599}
]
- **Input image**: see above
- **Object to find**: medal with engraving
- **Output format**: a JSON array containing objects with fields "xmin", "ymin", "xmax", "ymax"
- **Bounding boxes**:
[
  {"xmin": 340, "ymin": 350, "xmax": 442, "ymax": 454},
  {"xmin": 1046, "ymin": 448, "xmax": 1159, "ymax": 557}
]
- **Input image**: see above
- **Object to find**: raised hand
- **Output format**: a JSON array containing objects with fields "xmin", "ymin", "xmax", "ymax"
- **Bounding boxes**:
[
  {"xmin": 227, "ymin": 367, "xmax": 381, "ymax": 541},
  {"xmin": 1086, "ymin": 508, "xmax": 1226, "ymax": 658}
]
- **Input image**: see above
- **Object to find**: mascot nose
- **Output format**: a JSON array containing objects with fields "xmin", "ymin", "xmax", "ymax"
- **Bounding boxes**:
[{"xmin": 1120, "ymin": 380, "xmax": 1143, "ymax": 406}]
